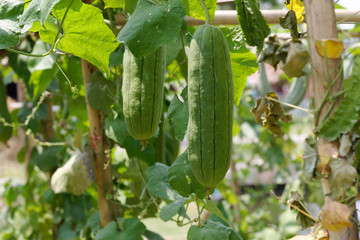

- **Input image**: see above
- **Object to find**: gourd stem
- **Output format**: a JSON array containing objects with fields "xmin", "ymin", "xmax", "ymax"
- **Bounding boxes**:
[{"xmin": 199, "ymin": 0, "xmax": 211, "ymax": 24}]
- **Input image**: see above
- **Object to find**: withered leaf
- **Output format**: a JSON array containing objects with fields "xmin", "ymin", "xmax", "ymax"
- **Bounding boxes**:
[
  {"xmin": 329, "ymin": 158, "xmax": 357, "ymax": 197},
  {"xmin": 321, "ymin": 201, "xmax": 352, "ymax": 232},
  {"xmin": 282, "ymin": 41, "xmax": 310, "ymax": 78},
  {"xmin": 302, "ymin": 137, "xmax": 319, "ymax": 181},
  {"xmin": 315, "ymin": 39, "xmax": 345, "ymax": 59},
  {"xmin": 288, "ymin": 191, "xmax": 316, "ymax": 229},
  {"xmin": 251, "ymin": 92, "xmax": 292, "ymax": 136},
  {"xmin": 280, "ymin": 10, "xmax": 303, "ymax": 39}
]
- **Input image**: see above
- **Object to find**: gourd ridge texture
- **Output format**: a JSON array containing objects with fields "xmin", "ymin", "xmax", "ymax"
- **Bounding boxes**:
[
  {"xmin": 122, "ymin": 46, "xmax": 165, "ymax": 141},
  {"xmin": 187, "ymin": 24, "xmax": 234, "ymax": 188}
]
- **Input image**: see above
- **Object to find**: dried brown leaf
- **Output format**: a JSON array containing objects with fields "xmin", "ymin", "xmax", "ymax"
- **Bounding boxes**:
[{"xmin": 321, "ymin": 201, "xmax": 352, "ymax": 232}]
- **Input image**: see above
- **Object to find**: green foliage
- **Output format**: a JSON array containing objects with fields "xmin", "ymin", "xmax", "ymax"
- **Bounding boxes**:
[
  {"xmin": 0, "ymin": 0, "xmax": 24, "ymax": 49},
  {"xmin": 187, "ymin": 220, "xmax": 242, "ymax": 240},
  {"xmin": 166, "ymin": 87, "xmax": 189, "ymax": 142},
  {"xmin": 0, "ymin": 73, "xmax": 13, "ymax": 143},
  {"xmin": 235, "ymin": 0, "xmax": 270, "ymax": 50},
  {"xmin": 86, "ymin": 70, "xmax": 116, "ymax": 115},
  {"xmin": 168, "ymin": 150, "xmax": 206, "ymax": 198},
  {"xmin": 95, "ymin": 218, "xmax": 146, "ymax": 240},
  {"xmin": 146, "ymin": 163, "xmax": 180, "ymax": 201},
  {"xmin": 20, "ymin": 0, "xmax": 60, "ymax": 26},
  {"xmin": 317, "ymin": 57, "xmax": 360, "ymax": 141},
  {"xmin": 182, "ymin": 0, "xmax": 217, "ymax": 23},
  {"xmin": 220, "ymin": 26, "xmax": 258, "ymax": 106},
  {"xmin": 117, "ymin": 0, "xmax": 185, "ymax": 58}
]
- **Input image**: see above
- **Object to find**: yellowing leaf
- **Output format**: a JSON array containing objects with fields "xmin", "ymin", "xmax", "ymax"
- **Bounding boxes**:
[
  {"xmin": 321, "ymin": 201, "xmax": 352, "ymax": 232},
  {"xmin": 315, "ymin": 39, "xmax": 345, "ymax": 59},
  {"xmin": 285, "ymin": 0, "xmax": 305, "ymax": 24}
]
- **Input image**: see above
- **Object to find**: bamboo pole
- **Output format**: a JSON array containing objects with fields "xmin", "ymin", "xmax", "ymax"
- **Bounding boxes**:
[
  {"xmin": 303, "ymin": 0, "xmax": 359, "ymax": 239},
  {"xmin": 81, "ymin": 60, "xmax": 118, "ymax": 227},
  {"xmin": 115, "ymin": 9, "xmax": 360, "ymax": 26}
]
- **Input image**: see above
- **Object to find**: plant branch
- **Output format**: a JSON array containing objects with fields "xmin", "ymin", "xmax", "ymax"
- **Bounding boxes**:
[{"xmin": 265, "ymin": 96, "xmax": 314, "ymax": 114}]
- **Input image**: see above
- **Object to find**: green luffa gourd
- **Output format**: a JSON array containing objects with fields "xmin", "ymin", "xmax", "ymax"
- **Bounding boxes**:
[
  {"xmin": 122, "ymin": 46, "xmax": 165, "ymax": 142},
  {"xmin": 187, "ymin": 24, "xmax": 234, "ymax": 188}
]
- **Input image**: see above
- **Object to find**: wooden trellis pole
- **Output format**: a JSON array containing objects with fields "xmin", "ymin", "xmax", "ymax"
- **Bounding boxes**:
[
  {"xmin": 303, "ymin": 0, "xmax": 359, "ymax": 239},
  {"xmin": 115, "ymin": 9, "xmax": 360, "ymax": 26}
]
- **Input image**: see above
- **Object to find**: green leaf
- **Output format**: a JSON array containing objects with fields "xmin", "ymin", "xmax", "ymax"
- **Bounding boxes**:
[
  {"xmin": 28, "ymin": 40, "xmax": 55, "ymax": 72},
  {"xmin": 143, "ymin": 230, "xmax": 165, "ymax": 240},
  {"xmin": 123, "ymin": 136, "xmax": 156, "ymax": 165},
  {"xmin": 168, "ymin": 150, "xmax": 206, "ymax": 198},
  {"xmin": 235, "ymin": 0, "xmax": 270, "ymax": 50},
  {"xmin": 20, "ymin": 0, "xmax": 60, "ymax": 26},
  {"xmin": 146, "ymin": 163, "xmax": 180, "ymax": 201},
  {"xmin": 48, "ymin": 0, "xmax": 119, "ymax": 75},
  {"xmin": 117, "ymin": 0, "xmax": 185, "ymax": 58},
  {"xmin": 104, "ymin": 0, "xmax": 125, "ymax": 9},
  {"xmin": 30, "ymin": 68, "xmax": 56, "ymax": 99},
  {"xmin": 166, "ymin": 87, "xmax": 188, "ymax": 142},
  {"xmin": 31, "ymin": 145, "xmax": 62, "ymax": 172},
  {"xmin": 30, "ymin": 15, "xmax": 59, "ymax": 44},
  {"xmin": 318, "ymin": 57, "xmax": 360, "ymax": 141},
  {"xmin": 58, "ymin": 222, "xmax": 76, "ymax": 240},
  {"xmin": 187, "ymin": 221, "xmax": 242, "ymax": 240},
  {"xmin": 119, "ymin": 218, "xmax": 146, "ymax": 240},
  {"xmin": 105, "ymin": 116, "xmax": 128, "ymax": 145},
  {"xmin": 159, "ymin": 197, "xmax": 186, "ymax": 222},
  {"xmin": 95, "ymin": 221, "xmax": 121, "ymax": 240},
  {"xmin": 205, "ymin": 199, "xmax": 232, "ymax": 227},
  {"xmin": 86, "ymin": 71, "xmax": 116, "ymax": 114},
  {"xmin": 231, "ymin": 51, "xmax": 258, "ymax": 106},
  {"xmin": 0, "ymin": 0, "xmax": 24, "ymax": 49},
  {"xmin": 182, "ymin": 0, "xmax": 217, "ymax": 23},
  {"xmin": 219, "ymin": 26, "xmax": 248, "ymax": 54}
]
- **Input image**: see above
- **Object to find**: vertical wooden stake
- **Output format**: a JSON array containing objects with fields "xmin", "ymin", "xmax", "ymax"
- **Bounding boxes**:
[
  {"xmin": 303, "ymin": 1, "xmax": 359, "ymax": 239},
  {"xmin": 81, "ymin": 59, "xmax": 117, "ymax": 227}
]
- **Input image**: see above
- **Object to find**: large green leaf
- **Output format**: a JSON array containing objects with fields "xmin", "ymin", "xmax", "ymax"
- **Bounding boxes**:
[
  {"xmin": 220, "ymin": 26, "xmax": 258, "ymax": 106},
  {"xmin": 28, "ymin": 40, "xmax": 56, "ymax": 99},
  {"xmin": 0, "ymin": 0, "xmax": 24, "ymax": 49},
  {"xmin": 159, "ymin": 197, "xmax": 186, "ymax": 222},
  {"xmin": 168, "ymin": 150, "xmax": 206, "ymax": 198},
  {"xmin": 166, "ymin": 87, "xmax": 188, "ymax": 142},
  {"xmin": 231, "ymin": 51, "xmax": 258, "ymax": 106},
  {"xmin": 182, "ymin": 0, "xmax": 217, "ymax": 23},
  {"xmin": 235, "ymin": 0, "xmax": 270, "ymax": 50},
  {"xmin": 318, "ymin": 57, "xmax": 360, "ymax": 141},
  {"xmin": 117, "ymin": 0, "xmax": 185, "ymax": 58},
  {"xmin": 86, "ymin": 71, "xmax": 116, "ymax": 114},
  {"xmin": 187, "ymin": 221, "xmax": 242, "ymax": 240},
  {"xmin": 146, "ymin": 163, "xmax": 180, "ymax": 201},
  {"xmin": 96, "ymin": 218, "xmax": 146, "ymax": 240},
  {"xmin": 20, "ymin": 0, "xmax": 60, "ymax": 26},
  {"xmin": 36, "ymin": 0, "xmax": 119, "ymax": 75}
]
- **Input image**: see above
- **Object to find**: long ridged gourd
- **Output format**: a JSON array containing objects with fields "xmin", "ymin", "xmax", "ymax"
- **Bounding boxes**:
[
  {"xmin": 187, "ymin": 24, "xmax": 234, "ymax": 188},
  {"xmin": 122, "ymin": 46, "xmax": 165, "ymax": 142},
  {"xmin": 0, "ymin": 73, "xmax": 12, "ymax": 144}
]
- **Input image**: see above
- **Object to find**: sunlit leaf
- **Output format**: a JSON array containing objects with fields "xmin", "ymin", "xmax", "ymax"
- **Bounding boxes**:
[
  {"xmin": 285, "ymin": 0, "xmax": 304, "ymax": 24},
  {"xmin": 182, "ymin": 0, "xmax": 217, "ymax": 23},
  {"xmin": 315, "ymin": 39, "xmax": 345, "ymax": 59},
  {"xmin": 0, "ymin": 0, "xmax": 24, "ymax": 49}
]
